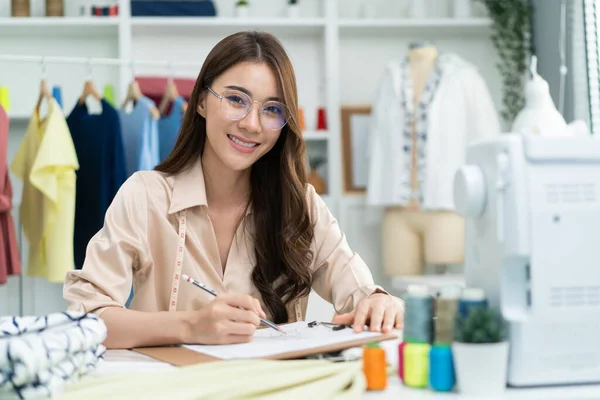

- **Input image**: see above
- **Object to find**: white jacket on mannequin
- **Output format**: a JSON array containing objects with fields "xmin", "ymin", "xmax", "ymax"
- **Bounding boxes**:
[{"xmin": 366, "ymin": 53, "xmax": 501, "ymax": 211}]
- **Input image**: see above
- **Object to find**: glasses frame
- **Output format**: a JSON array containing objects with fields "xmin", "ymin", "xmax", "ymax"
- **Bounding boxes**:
[{"xmin": 206, "ymin": 87, "xmax": 290, "ymax": 131}]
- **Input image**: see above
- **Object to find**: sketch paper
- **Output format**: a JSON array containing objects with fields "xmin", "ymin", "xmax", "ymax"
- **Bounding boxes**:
[{"xmin": 183, "ymin": 322, "xmax": 385, "ymax": 360}]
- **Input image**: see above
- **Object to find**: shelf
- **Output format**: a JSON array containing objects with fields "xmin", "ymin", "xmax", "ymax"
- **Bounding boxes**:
[
  {"xmin": 302, "ymin": 130, "xmax": 329, "ymax": 141},
  {"xmin": 0, "ymin": 17, "xmax": 119, "ymax": 36},
  {"xmin": 338, "ymin": 18, "xmax": 492, "ymax": 35},
  {"xmin": 131, "ymin": 17, "xmax": 326, "ymax": 36}
]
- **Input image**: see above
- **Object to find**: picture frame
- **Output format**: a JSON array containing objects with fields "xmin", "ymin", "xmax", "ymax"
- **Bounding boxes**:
[{"xmin": 340, "ymin": 105, "xmax": 371, "ymax": 193}]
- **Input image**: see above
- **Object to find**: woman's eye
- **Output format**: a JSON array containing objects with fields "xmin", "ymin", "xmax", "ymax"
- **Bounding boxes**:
[
  {"xmin": 226, "ymin": 95, "xmax": 247, "ymax": 107},
  {"xmin": 264, "ymin": 105, "xmax": 282, "ymax": 116}
]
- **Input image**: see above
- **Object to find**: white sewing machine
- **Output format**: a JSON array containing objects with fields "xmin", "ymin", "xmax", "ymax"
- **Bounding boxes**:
[{"xmin": 453, "ymin": 133, "xmax": 600, "ymax": 387}]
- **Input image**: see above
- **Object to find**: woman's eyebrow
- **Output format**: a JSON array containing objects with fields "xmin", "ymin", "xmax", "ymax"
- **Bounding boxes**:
[{"xmin": 225, "ymin": 85, "xmax": 281, "ymax": 102}]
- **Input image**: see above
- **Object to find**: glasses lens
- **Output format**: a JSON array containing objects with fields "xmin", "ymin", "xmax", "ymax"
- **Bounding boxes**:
[
  {"xmin": 261, "ymin": 101, "xmax": 289, "ymax": 130},
  {"xmin": 221, "ymin": 90, "xmax": 251, "ymax": 120}
]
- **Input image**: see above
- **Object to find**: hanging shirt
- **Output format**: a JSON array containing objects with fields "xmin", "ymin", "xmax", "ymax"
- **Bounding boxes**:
[
  {"xmin": 366, "ymin": 53, "xmax": 501, "ymax": 210},
  {"xmin": 10, "ymin": 98, "xmax": 79, "ymax": 282},
  {"xmin": 158, "ymin": 96, "xmax": 185, "ymax": 162},
  {"xmin": 67, "ymin": 99, "xmax": 127, "ymax": 270},
  {"xmin": 118, "ymin": 96, "xmax": 160, "ymax": 176},
  {"xmin": 0, "ymin": 105, "xmax": 21, "ymax": 285}
]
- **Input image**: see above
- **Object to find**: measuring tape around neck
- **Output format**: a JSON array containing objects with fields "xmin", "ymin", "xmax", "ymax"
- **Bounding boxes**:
[{"xmin": 168, "ymin": 209, "xmax": 304, "ymax": 321}]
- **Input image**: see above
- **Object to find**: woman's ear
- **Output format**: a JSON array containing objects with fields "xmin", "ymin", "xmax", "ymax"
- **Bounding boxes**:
[{"xmin": 197, "ymin": 95, "xmax": 207, "ymax": 118}]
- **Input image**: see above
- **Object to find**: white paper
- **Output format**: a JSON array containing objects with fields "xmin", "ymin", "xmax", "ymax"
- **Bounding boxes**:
[{"xmin": 183, "ymin": 322, "xmax": 385, "ymax": 360}]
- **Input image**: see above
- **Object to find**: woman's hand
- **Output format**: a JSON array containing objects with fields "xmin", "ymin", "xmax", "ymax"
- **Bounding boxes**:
[
  {"xmin": 182, "ymin": 294, "xmax": 267, "ymax": 345},
  {"xmin": 332, "ymin": 293, "xmax": 404, "ymax": 334}
]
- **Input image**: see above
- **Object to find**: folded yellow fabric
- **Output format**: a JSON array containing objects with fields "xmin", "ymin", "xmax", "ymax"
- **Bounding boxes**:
[{"xmin": 55, "ymin": 359, "xmax": 366, "ymax": 399}]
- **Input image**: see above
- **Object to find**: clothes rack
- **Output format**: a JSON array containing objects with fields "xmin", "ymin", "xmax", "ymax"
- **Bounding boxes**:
[{"xmin": 0, "ymin": 54, "xmax": 199, "ymax": 70}]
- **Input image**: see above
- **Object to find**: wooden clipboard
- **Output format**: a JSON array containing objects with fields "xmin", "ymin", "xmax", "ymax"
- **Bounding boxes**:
[{"xmin": 132, "ymin": 331, "xmax": 399, "ymax": 367}]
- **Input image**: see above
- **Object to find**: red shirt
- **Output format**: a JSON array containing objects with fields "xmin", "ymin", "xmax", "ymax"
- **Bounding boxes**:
[{"xmin": 0, "ymin": 105, "xmax": 21, "ymax": 284}]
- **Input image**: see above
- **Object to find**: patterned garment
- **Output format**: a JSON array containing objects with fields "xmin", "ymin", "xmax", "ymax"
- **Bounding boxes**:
[
  {"xmin": 399, "ymin": 55, "xmax": 443, "ymax": 205},
  {"xmin": 0, "ymin": 312, "xmax": 107, "ymax": 399}
]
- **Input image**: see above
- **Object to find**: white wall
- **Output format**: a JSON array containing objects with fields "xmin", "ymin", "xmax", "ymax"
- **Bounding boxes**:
[{"xmin": 0, "ymin": 0, "xmax": 502, "ymax": 318}]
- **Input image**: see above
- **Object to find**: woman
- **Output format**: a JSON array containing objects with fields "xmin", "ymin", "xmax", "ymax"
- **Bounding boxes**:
[{"xmin": 63, "ymin": 31, "xmax": 404, "ymax": 349}]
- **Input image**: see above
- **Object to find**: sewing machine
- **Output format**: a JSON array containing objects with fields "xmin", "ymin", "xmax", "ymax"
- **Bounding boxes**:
[{"xmin": 453, "ymin": 133, "xmax": 600, "ymax": 387}]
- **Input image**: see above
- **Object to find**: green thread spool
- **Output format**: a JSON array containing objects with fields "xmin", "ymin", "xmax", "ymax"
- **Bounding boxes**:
[
  {"xmin": 403, "ymin": 284, "xmax": 433, "ymax": 344},
  {"xmin": 434, "ymin": 285, "xmax": 461, "ymax": 345},
  {"xmin": 403, "ymin": 342, "xmax": 431, "ymax": 388}
]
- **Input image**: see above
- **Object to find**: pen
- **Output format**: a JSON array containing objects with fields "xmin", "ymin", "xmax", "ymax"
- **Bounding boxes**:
[{"xmin": 181, "ymin": 274, "xmax": 287, "ymax": 335}]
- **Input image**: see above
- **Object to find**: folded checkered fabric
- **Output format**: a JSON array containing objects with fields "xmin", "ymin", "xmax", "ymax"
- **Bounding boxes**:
[{"xmin": 0, "ymin": 312, "xmax": 107, "ymax": 399}]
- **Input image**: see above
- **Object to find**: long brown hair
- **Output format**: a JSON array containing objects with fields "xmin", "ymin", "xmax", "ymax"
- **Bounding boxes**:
[{"xmin": 155, "ymin": 31, "xmax": 314, "ymax": 323}]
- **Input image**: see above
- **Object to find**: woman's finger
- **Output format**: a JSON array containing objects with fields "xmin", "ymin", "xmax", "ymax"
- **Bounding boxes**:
[
  {"xmin": 352, "ymin": 301, "xmax": 371, "ymax": 333},
  {"xmin": 368, "ymin": 301, "xmax": 386, "ymax": 332},
  {"xmin": 382, "ymin": 305, "xmax": 396, "ymax": 333}
]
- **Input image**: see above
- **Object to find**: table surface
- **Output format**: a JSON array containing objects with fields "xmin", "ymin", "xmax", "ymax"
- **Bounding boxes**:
[{"xmin": 90, "ymin": 349, "xmax": 600, "ymax": 399}]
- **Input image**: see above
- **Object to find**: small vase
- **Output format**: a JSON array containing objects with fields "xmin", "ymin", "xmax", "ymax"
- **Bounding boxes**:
[
  {"xmin": 452, "ymin": 341, "xmax": 509, "ymax": 396},
  {"xmin": 308, "ymin": 169, "xmax": 326, "ymax": 195},
  {"xmin": 453, "ymin": 0, "xmax": 471, "ymax": 19},
  {"xmin": 235, "ymin": 6, "xmax": 249, "ymax": 18},
  {"xmin": 11, "ymin": 0, "xmax": 30, "ymax": 16},
  {"xmin": 286, "ymin": 4, "xmax": 299, "ymax": 18}
]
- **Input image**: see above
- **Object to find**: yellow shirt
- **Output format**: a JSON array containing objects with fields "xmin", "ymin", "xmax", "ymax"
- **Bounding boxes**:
[
  {"xmin": 10, "ymin": 98, "xmax": 79, "ymax": 282},
  {"xmin": 63, "ymin": 159, "xmax": 387, "ymax": 321}
]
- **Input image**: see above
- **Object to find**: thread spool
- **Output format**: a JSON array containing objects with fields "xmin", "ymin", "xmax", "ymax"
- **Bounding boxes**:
[
  {"xmin": 0, "ymin": 87, "xmax": 10, "ymax": 111},
  {"xmin": 11, "ymin": 0, "xmax": 30, "ymax": 17},
  {"xmin": 403, "ymin": 342, "xmax": 430, "ymax": 388},
  {"xmin": 363, "ymin": 343, "xmax": 387, "ymax": 391},
  {"xmin": 434, "ymin": 285, "xmax": 461, "ymax": 345},
  {"xmin": 403, "ymin": 284, "xmax": 433, "ymax": 344},
  {"xmin": 429, "ymin": 345, "xmax": 455, "ymax": 391},
  {"xmin": 458, "ymin": 287, "xmax": 487, "ymax": 318},
  {"xmin": 398, "ymin": 341, "xmax": 407, "ymax": 381}
]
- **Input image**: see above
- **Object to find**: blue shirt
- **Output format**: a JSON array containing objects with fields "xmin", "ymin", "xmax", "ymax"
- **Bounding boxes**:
[
  {"xmin": 67, "ymin": 99, "xmax": 127, "ymax": 269},
  {"xmin": 158, "ymin": 96, "xmax": 185, "ymax": 162},
  {"xmin": 118, "ymin": 96, "xmax": 160, "ymax": 176}
]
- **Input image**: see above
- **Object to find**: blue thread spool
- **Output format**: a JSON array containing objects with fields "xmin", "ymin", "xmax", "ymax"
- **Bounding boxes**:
[
  {"xmin": 429, "ymin": 345, "xmax": 455, "ymax": 391},
  {"xmin": 458, "ymin": 288, "xmax": 487, "ymax": 318},
  {"xmin": 403, "ymin": 284, "xmax": 433, "ymax": 344}
]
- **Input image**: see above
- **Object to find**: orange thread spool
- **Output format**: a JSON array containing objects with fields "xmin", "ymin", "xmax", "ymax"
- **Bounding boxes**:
[{"xmin": 363, "ymin": 343, "xmax": 387, "ymax": 391}]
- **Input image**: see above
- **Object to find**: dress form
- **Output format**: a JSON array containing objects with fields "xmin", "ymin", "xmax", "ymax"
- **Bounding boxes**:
[{"xmin": 381, "ymin": 43, "xmax": 465, "ymax": 277}]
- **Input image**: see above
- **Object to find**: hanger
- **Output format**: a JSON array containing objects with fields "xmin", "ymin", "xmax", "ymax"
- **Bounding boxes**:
[
  {"xmin": 78, "ymin": 59, "xmax": 102, "ymax": 106},
  {"xmin": 158, "ymin": 61, "xmax": 188, "ymax": 116},
  {"xmin": 35, "ymin": 57, "xmax": 52, "ymax": 114},
  {"xmin": 122, "ymin": 59, "xmax": 161, "ymax": 119}
]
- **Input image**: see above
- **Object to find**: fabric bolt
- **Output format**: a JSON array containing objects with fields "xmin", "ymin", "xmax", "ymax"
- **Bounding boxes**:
[
  {"xmin": 59, "ymin": 358, "xmax": 365, "ymax": 399},
  {"xmin": 0, "ymin": 105, "xmax": 21, "ymax": 284},
  {"xmin": 158, "ymin": 95, "xmax": 185, "ymax": 161},
  {"xmin": 10, "ymin": 98, "xmax": 79, "ymax": 282},
  {"xmin": 118, "ymin": 96, "xmax": 160, "ymax": 177},
  {"xmin": 63, "ymin": 159, "xmax": 388, "ymax": 322},
  {"xmin": 366, "ymin": 53, "xmax": 501, "ymax": 211},
  {"xmin": 0, "ymin": 312, "xmax": 107, "ymax": 400},
  {"xmin": 67, "ymin": 99, "xmax": 127, "ymax": 270}
]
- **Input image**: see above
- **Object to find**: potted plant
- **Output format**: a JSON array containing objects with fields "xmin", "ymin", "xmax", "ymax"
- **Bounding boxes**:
[
  {"xmin": 234, "ymin": 0, "xmax": 249, "ymax": 18},
  {"xmin": 452, "ymin": 306, "xmax": 509, "ymax": 396},
  {"xmin": 287, "ymin": 0, "xmax": 299, "ymax": 18}
]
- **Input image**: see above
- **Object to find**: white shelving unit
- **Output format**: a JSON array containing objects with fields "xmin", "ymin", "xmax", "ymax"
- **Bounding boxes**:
[{"xmin": 0, "ymin": 0, "xmax": 500, "ymax": 316}]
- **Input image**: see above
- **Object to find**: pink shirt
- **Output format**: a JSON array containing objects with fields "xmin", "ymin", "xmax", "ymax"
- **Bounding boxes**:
[
  {"xmin": 63, "ymin": 159, "xmax": 384, "ymax": 321},
  {"xmin": 0, "ymin": 105, "xmax": 21, "ymax": 284}
]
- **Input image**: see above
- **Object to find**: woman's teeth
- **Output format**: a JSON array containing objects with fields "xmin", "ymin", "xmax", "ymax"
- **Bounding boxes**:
[{"xmin": 228, "ymin": 135, "xmax": 258, "ymax": 148}]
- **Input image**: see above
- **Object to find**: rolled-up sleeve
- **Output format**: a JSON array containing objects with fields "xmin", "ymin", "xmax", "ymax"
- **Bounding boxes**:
[
  {"xmin": 63, "ymin": 173, "xmax": 149, "ymax": 315},
  {"xmin": 308, "ymin": 185, "xmax": 387, "ymax": 315}
]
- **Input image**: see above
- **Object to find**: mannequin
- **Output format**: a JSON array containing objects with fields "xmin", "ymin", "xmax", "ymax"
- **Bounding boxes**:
[{"xmin": 380, "ymin": 42, "xmax": 465, "ymax": 277}]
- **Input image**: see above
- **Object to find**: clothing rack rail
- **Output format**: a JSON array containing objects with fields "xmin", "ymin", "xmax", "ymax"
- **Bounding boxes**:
[{"xmin": 0, "ymin": 54, "xmax": 200, "ymax": 69}]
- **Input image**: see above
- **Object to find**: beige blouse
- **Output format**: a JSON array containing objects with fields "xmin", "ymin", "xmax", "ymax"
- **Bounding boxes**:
[{"xmin": 63, "ymin": 160, "xmax": 385, "ymax": 322}]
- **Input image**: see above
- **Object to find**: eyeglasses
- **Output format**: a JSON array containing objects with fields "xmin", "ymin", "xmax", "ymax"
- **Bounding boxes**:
[{"xmin": 206, "ymin": 87, "xmax": 290, "ymax": 131}]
